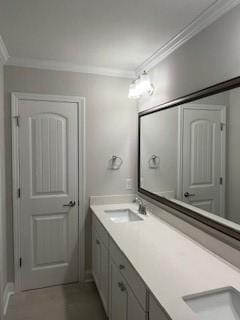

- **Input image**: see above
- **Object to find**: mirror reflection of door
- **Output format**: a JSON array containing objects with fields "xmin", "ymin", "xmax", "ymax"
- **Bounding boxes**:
[{"xmin": 178, "ymin": 104, "xmax": 226, "ymax": 217}]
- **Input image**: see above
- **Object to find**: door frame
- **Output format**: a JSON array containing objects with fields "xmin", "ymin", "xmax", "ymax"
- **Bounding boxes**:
[
  {"xmin": 177, "ymin": 103, "xmax": 226, "ymax": 217},
  {"xmin": 11, "ymin": 92, "xmax": 86, "ymax": 292}
]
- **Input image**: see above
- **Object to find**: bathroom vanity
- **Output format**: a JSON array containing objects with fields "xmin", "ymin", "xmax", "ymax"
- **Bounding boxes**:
[
  {"xmin": 91, "ymin": 203, "xmax": 164, "ymax": 320},
  {"xmin": 91, "ymin": 199, "xmax": 240, "ymax": 320}
]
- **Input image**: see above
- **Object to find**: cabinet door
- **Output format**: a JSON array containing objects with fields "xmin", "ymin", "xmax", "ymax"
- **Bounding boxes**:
[
  {"xmin": 100, "ymin": 242, "xmax": 109, "ymax": 313},
  {"xmin": 92, "ymin": 229, "xmax": 101, "ymax": 289},
  {"xmin": 110, "ymin": 261, "xmax": 128, "ymax": 320},
  {"xmin": 92, "ymin": 227, "xmax": 97, "ymax": 280},
  {"xmin": 149, "ymin": 294, "xmax": 169, "ymax": 320},
  {"xmin": 128, "ymin": 288, "xmax": 146, "ymax": 320},
  {"xmin": 109, "ymin": 260, "xmax": 146, "ymax": 320},
  {"xmin": 92, "ymin": 227, "xmax": 109, "ymax": 315}
]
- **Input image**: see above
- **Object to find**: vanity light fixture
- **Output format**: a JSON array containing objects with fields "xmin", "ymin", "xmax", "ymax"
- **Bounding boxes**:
[{"xmin": 128, "ymin": 71, "xmax": 154, "ymax": 99}]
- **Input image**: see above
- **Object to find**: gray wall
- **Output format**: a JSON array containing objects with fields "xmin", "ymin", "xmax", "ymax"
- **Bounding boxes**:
[
  {"xmin": 139, "ymin": 5, "xmax": 240, "ymax": 112},
  {"xmin": 227, "ymin": 88, "xmax": 240, "ymax": 224},
  {"xmin": 0, "ymin": 62, "xmax": 6, "ymax": 315},
  {"xmin": 4, "ymin": 66, "xmax": 137, "ymax": 281},
  {"xmin": 195, "ymin": 91, "xmax": 229, "ymax": 107},
  {"xmin": 140, "ymin": 107, "xmax": 178, "ymax": 196}
]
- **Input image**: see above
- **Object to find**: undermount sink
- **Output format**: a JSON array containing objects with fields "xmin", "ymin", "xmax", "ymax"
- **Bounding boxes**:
[
  {"xmin": 104, "ymin": 209, "xmax": 143, "ymax": 223},
  {"xmin": 184, "ymin": 287, "xmax": 240, "ymax": 320}
]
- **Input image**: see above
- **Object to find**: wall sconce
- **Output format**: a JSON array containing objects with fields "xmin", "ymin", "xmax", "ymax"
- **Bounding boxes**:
[{"xmin": 128, "ymin": 71, "xmax": 154, "ymax": 99}]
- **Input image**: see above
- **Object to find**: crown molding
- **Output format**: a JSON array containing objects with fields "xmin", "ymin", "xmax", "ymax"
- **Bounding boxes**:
[
  {"xmin": 0, "ymin": 36, "xmax": 9, "ymax": 65},
  {"xmin": 6, "ymin": 56, "xmax": 136, "ymax": 79},
  {"xmin": 136, "ymin": 0, "xmax": 240, "ymax": 74}
]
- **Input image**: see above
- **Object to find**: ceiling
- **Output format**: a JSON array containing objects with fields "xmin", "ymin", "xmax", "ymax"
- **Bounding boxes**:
[{"xmin": 0, "ymin": 0, "xmax": 233, "ymax": 76}]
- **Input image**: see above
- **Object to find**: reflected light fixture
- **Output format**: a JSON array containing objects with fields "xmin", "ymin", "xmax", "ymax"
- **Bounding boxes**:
[{"xmin": 128, "ymin": 71, "xmax": 154, "ymax": 99}]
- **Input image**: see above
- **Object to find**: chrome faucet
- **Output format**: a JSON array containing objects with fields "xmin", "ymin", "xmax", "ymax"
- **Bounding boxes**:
[{"xmin": 134, "ymin": 197, "xmax": 147, "ymax": 215}]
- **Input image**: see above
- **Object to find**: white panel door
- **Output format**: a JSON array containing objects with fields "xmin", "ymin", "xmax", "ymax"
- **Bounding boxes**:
[
  {"xmin": 181, "ymin": 105, "xmax": 225, "ymax": 216},
  {"xmin": 19, "ymin": 98, "xmax": 79, "ymax": 290}
]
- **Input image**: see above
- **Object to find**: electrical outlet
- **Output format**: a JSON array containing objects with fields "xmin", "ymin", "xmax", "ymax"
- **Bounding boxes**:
[{"xmin": 126, "ymin": 178, "xmax": 133, "ymax": 190}]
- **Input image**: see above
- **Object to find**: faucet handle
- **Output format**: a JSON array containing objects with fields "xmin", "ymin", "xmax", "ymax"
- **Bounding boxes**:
[{"xmin": 139, "ymin": 204, "xmax": 147, "ymax": 215}]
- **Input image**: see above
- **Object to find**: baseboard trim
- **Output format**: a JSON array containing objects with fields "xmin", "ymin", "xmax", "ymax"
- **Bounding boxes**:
[
  {"xmin": 84, "ymin": 270, "xmax": 94, "ymax": 283},
  {"xmin": 3, "ymin": 283, "xmax": 14, "ymax": 316}
]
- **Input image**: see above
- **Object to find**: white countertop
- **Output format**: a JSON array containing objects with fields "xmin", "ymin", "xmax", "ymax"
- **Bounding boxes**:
[{"xmin": 91, "ymin": 202, "xmax": 240, "ymax": 320}]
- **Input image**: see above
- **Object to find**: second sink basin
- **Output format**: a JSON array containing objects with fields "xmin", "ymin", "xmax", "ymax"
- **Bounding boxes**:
[
  {"xmin": 104, "ymin": 209, "xmax": 143, "ymax": 223},
  {"xmin": 184, "ymin": 287, "xmax": 240, "ymax": 320}
]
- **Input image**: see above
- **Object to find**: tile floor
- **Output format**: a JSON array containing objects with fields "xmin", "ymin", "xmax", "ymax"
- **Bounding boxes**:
[{"xmin": 4, "ymin": 283, "xmax": 107, "ymax": 320}]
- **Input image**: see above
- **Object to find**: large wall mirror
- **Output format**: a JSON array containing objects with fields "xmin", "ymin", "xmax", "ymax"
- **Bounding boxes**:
[{"xmin": 138, "ymin": 77, "xmax": 240, "ymax": 241}]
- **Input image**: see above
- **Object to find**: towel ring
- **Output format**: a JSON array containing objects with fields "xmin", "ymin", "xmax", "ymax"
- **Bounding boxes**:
[
  {"xmin": 109, "ymin": 155, "xmax": 123, "ymax": 170},
  {"xmin": 148, "ymin": 154, "xmax": 160, "ymax": 169}
]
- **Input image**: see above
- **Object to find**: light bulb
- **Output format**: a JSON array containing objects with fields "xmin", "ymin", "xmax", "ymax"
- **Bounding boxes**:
[
  {"xmin": 128, "ymin": 81, "xmax": 140, "ymax": 99},
  {"xmin": 140, "ymin": 71, "xmax": 154, "ymax": 96},
  {"xmin": 135, "ymin": 77, "xmax": 142, "ymax": 96}
]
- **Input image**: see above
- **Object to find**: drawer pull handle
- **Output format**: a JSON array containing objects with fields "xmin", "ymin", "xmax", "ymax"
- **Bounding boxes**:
[
  {"xmin": 96, "ymin": 239, "xmax": 100, "ymax": 245},
  {"xmin": 118, "ymin": 282, "xmax": 126, "ymax": 292},
  {"xmin": 119, "ymin": 264, "xmax": 125, "ymax": 270}
]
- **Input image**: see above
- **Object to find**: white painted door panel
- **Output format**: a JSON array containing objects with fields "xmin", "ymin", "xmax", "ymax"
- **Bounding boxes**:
[
  {"xmin": 181, "ymin": 105, "xmax": 225, "ymax": 216},
  {"xmin": 19, "ymin": 99, "xmax": 79, "ymax": 290}
]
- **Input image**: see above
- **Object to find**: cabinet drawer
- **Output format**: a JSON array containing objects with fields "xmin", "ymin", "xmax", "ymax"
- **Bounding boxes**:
[
  {"xmin": 149, "ymin": 294, "xmax": 170, "ymax": 320},
  {"xmin": 92, "ymin": 213, "xmax": 109, "ymax": 248},
  {"xmin": 110, "ymin": 239, "xmax": 147, "ymax": 311}
]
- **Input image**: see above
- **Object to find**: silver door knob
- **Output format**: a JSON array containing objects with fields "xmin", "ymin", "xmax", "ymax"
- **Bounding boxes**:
[
  {"xmin": 63, "ymin": 201, "xmax": 76, "ymax": 207},
  {"xmin": 184, "ymin": 192, "xmax": 195, "ymax": 198}
]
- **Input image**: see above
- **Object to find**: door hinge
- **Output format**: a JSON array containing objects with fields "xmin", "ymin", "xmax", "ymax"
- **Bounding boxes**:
[
  {"xmin": 19, "ymin": 257, "xmax": 22, "ymax": 268},
  {"xmin": 220, "ymin": 177, "xmax": 223, "ymax": 185},
  {"xmin": 17, "ymin": 188, "xmax": 21, "ymax": 198},
  {"xmin": 15, "ymin": 115, "xmax": 20, "ymax": 127},
  {"xmin": 78, "ymin": 200, "xmax": 80, "ymax": 207},
  {"xmin": 220, "ymin": 122, "xmax": 224, "ymax": 131}
]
